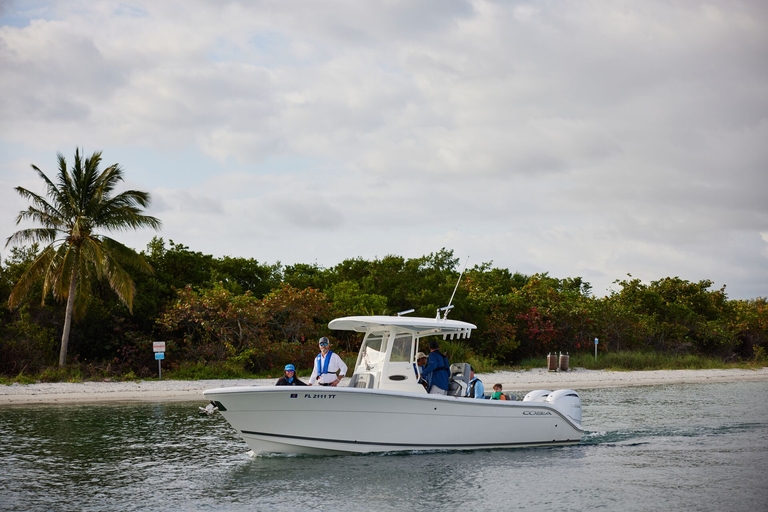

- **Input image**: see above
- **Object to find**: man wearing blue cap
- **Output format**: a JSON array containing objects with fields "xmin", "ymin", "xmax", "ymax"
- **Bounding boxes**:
[{"xmin": 276, "ymin": 364, "xmax": 307, "ymax": 386}]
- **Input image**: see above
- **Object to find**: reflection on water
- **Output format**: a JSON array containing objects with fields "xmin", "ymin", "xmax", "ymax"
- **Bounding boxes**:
[{"xmin": 2, "ymin": 381, "xmax": 767, "ymax": 511}]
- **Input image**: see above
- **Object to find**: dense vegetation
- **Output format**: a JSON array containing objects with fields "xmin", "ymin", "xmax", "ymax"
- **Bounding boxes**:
[{"xmin": 1, "ymin": 240, "xmax": 766, "ymax": 381}]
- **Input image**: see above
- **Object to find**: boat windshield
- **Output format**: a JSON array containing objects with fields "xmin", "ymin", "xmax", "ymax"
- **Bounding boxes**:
[
  {"xmin": 390, "ymin": 334, "xmax": 412, "ymax": 362},
  {"xmin": 363, "ymin": 333, "xmax": 387, "ymax": 365}
]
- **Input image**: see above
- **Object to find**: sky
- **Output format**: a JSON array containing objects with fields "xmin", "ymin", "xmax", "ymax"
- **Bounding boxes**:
[{"xmin": 1, "ymin": 0, "xmax": 766, "ymax": 300}]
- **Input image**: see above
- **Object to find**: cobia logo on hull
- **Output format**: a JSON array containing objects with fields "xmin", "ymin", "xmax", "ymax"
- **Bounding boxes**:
[{"xmin": 523, "ymin": 411, "xmax": 552, "ymax": 415}]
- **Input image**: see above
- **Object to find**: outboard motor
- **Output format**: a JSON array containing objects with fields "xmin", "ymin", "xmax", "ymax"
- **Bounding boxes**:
[
  {"xmin": 522, "ymin": 389, "xmax": 552, "ymax": 402},
  {"xmin": 545, "ymin": 389, "xmax": 582, "ymax": 427}
]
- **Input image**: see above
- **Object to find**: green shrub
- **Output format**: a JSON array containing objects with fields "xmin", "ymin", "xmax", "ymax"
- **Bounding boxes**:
[
  {"xmin": 753, "ymin": 345, "xmax": 766, "ymax": 364},
  {"xmin": 232, "ymin": 341, "xmax": 322, "ymax": 374},
  {"xmin": 570, "ymin": 351, "xmax": 734, "ymax": 370},
  {"xmin": 38, "ymin": 365, "xmax": 83, "ymax": 383},
  {"xmin": 11, "ymin": 373, "xmax": 37, "ymax": 385},
  {"xmin": 120, "ymin": 370, "xmax": 138, "ymax": 381},
  {"xmin": 165, "ymin": 360, "xmax": 253, "ymax": 380},
  {"xmin": 438, "ymin": 339, "xmax": 471, "ymax": 362},
  {"xmin": 465, "ymin": 354, "xmax": 497, "ymax": 373},
  {"xmin": 0, "ymin": 306, "xmax": 57, "ymax": 374}
]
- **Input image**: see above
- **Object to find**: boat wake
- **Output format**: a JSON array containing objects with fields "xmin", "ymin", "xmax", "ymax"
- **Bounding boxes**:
[{"xmin": 582, "ymin": 421, "xmax": 766, "ymax": 446}]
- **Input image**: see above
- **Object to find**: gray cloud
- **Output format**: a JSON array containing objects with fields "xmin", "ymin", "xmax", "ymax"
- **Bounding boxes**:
[{"xmin": 0, "ymin": 0, "xmax": 766, "ymax": 298}]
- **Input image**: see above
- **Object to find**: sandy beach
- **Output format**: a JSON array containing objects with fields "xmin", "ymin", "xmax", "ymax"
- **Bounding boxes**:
[{"xmin": 2, "ymin": 367, "xmax": 766, "ymax": 405}]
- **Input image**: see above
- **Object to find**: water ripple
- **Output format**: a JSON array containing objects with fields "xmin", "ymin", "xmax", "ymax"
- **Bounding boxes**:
[{"xmin": 2, "ymin": 381, "xmax": 767, "ymax": 511}]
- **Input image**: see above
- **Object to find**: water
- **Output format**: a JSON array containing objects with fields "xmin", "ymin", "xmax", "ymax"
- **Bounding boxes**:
[{"xmin": 2, "ymin": 381, "xmax": 767, "ymax": 511}]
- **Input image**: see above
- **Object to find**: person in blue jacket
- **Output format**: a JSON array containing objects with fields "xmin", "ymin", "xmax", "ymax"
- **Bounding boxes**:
[{"xmin": 421, "ymin": 340, "xmax": 450, "ymax": 395}]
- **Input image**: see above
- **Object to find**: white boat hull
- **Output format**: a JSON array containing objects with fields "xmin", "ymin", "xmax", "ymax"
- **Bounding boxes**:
[{"xmin": 204, "ymin": 385, "xmax": 583, "ymax": 455}]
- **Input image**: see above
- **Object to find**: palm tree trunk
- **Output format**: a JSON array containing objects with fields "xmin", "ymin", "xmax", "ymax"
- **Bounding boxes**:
[{"xmin": 59, "ymin": 265, "xmax": 78, "ymax": 367}]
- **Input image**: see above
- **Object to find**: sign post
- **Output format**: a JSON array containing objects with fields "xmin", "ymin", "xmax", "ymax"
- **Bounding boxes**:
[
  {"xmin": 153, "ymin": 342, "xmax": 166, "ymax": 380},
  {"xmin": 594, "ymin": 338, "xmax": 598, "ymax": 362}
]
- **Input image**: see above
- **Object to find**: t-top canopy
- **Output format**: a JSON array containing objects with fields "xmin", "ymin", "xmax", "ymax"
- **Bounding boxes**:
[{"xmin": 328, "ymin": 315, "xmax": 476, "ymax": 339}]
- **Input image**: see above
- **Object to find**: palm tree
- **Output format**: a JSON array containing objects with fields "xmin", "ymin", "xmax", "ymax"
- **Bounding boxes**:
[{"xmin": 6, "ymin": 148, "xmax": 161, "ymax": 367}]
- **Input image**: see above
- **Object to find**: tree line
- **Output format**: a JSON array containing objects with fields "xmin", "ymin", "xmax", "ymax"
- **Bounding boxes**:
[
  {"xmin": 1, "ymin": 239, "xmax": 766, "ymax": 378},
  {"xmin": 1, "ymin": 149, "xmax": 766, "ymax": 379}
]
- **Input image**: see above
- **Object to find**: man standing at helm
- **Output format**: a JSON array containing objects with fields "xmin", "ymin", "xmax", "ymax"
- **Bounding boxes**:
[
  {"xmin": 421, "ymin": 340, "xmax": 450, "ymax": 395},
  {"xmin": 309, "ymin": 337, "xmax": 348, "ymax": 386}
]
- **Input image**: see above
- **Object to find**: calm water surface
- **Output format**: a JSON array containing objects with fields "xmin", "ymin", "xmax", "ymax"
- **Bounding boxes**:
[{"xmin": 2, "ymin": 381, "xmax": 767, "ymax": 511}]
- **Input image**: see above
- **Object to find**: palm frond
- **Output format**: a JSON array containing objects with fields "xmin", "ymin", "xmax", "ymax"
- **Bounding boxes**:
[
  {"xmin": 14, "ymin": 205, "xmax": 64, "ymax": 230},
  {"xmin": 31, "ymin": 163, "xmax": 64, "ymax": 206},
  {"xmin": 93, "ymin": 163, "xmax": 125, "ymax": 199},
  {"xmin": 72, "ymin": 252, "xmax": 93, "ymax": 320},
  {"xmin": 49, "ymin": 244, "xmax": 76, "ymax": 302},
  {"xmin": 102, "ymin": 253, "xmax": 137, "ymax": 312},
  {"xmin": 8, "ymin": 245, "xmax": 55, "ymax": 309},
  {"xmin": 80, "ymin": 237, "xmax": 106, "ymax": 279},
  {"xmin": 6, "ymin": 228, "xmax": 60, "ymax": 247},
  {"xmin": 100, "ymin": 236, "xmax": 154, "ymax": 274},
  {"xmin": 40, "ymin": 246, "xmax": 63, "ymax": 304},
  {"xmin": 81, "ymin": 236, "xmax": 136, "ymax": 312},
  {"xmin": 12, "ymin": 188, "xmax": 65, "ymax": 227},
  {"xmin": 93, "ymin": 188, "xmax": 161, "ymax": 232}
]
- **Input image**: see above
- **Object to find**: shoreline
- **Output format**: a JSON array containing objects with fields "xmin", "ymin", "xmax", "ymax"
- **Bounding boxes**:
[{"xmin": 1, "ymin": 367, "xmax": 766, "ymax": 406}]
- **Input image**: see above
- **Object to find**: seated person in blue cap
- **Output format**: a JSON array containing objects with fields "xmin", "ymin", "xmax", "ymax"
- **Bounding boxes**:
[{"xmin": 276, "ymin": 364, "xmax": 307, "ymax": 386}]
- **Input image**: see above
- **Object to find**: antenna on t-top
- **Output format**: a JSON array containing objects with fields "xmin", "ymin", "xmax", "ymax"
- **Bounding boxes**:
[
  {"xmin": 397, "ymin": 309, "xmax": 415, "ymax": 317},
  {"xmin": 438, "ymin": 256, "xmax": 469, "ymax": 319}
]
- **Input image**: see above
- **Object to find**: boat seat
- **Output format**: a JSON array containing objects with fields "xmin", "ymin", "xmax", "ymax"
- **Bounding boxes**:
[
  {"xmin": 450, "ymin": 363, "xmax": 470, "ymax": 383},
  {"xmin": 450, "ymin": 362, "xmax": 470, "ymax": 380},
  {"xmin": 448, "ymin": 380, "xmax": 467, "ymax": 397},
  {"xmin": 447, "ymin": 362, "xmax": 471, "ymax": 397},
  {"xmin": 348, "ymin": 373, "xmax": 375, "ymax": 389}
]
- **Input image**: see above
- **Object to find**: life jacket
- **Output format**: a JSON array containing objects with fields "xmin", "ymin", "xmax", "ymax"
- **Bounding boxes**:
[
  {"xmin": 468, "ymin": 377, "xmax": 481, "ymax": 398},
  {"xmin": 434, "ymin": 352, "xmax": 449, "ymax": 374},
  {"xmin": 316, "ymin": 350, "xmax": 334, "ymax": 377}
]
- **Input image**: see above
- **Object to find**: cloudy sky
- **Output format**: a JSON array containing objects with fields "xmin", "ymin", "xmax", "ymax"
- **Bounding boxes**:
[{"xmin": 1, "ymin": 0, "xmax": 766, "ymax": 299}]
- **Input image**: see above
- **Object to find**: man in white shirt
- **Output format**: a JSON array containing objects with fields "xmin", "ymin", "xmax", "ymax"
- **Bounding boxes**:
[{"xmin": 308, "ymin": 337, "xmax": 347, "ymax": 386}]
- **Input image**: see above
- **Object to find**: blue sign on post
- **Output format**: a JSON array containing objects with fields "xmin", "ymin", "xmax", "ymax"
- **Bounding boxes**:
[
  {"xmin": 594, "ymin": 338, "xmax": 598, "ymax": 361},
  {"xmin": 155, "ymin": 351, "xmax": 165, "ymax": 379}
]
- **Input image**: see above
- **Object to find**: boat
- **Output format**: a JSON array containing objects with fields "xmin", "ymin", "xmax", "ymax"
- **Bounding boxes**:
[{"xmin": 203, "ymin": 312, "xmax": 583, "ymax": 455}]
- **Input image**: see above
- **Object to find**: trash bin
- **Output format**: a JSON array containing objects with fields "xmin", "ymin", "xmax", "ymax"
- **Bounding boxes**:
[
  {"xmin": 559, "ymin": 352, "xmax": 569, "ymax": 372},
  {"xmin": 547, "ymin": 352, "xmax": 558, "ymax": 372}
]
